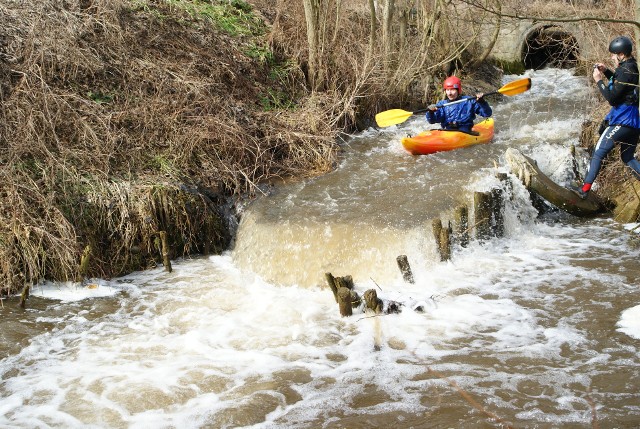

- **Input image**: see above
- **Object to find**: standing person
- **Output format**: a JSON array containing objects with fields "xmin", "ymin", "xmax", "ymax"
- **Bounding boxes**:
[
  {"xmin": 426, "ymin": 76, "xmax": 492, "ymax": 134},
  {"xmin": 572, "ymin": 36, "xmax": 640, "ymax": 199}
]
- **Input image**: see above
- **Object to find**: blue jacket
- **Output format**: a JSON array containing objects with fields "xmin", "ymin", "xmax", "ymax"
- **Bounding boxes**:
[
  {"xmin": 426, "ymin": 95, "xmax": 492, "ymax": 133},
  {"xmin": 597, "ymin": 58, "xmax": 640, "ymax": 129}
]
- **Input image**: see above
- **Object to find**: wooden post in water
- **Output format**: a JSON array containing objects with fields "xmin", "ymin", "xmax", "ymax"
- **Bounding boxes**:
[
  {"xmin": 432, "ymin": 218, "xmax": 450, "ymax": 261},
  {"xmin": 454, "ymin": 205, "xmax": 469, "ymax": 247},
  {"xmin": 491, "ymin": 186, "xmax": 504, "ymax": 238},
  {"xmin": 18, "ymin": 284, "xmax": 29, "ymax": 309},
  {"xmin": 396, "ymin": 255, "xmax": 414, "ymax": 283},
  {"xmin": 159, "ymin": 231, "xmax": 172, "ymax": 273},
  {"xmin": 336, "ymin": 276, "xmax": 360, "ymax": 308},
  {"xmin": 432, "ymin": 218, "xmax": 442, "ymax": 243},
  {"xmin": 329, "ymin": 274, "xmax": 360, "ymax": 315},
  {"xmin": 335, "ymin": 275, "xmax": 354, "ymax": 290},
  {"xmin": 432, "ymin": 218, "xmax": 442, "ymax": 260},
  {"xmin": 474, "ymin": 191, "xmax": 492, "ymax": 241},
  {"xmin": 337, "ymin": 286, "xmax": 353, "ymax": 317},
  {"xmin": 363, "ymin": 289, "xmax": 383, "ymax": 313},
  {"xmin": 440, "ymin": 226, "xmax": 451, "ymax": 260},
  {"xmin": 325, "ymin": 272, "xmax": 338, "ymax": 302}
]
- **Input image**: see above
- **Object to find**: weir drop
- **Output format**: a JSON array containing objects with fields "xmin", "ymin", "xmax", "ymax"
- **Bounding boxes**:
[{"xmin": 1, "ymin": 68, "xmax": 640, "ymax": 428}]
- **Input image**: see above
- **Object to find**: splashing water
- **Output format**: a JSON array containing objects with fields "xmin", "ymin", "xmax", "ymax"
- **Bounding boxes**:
[{"xmin": 1, "ymin": 69, "xmax": 639, "ymax": 428}]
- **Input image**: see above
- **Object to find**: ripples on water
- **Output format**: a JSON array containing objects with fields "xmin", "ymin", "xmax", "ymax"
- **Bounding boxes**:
[{"xmin": 1, "ymin": 69, "xmax": 639, "ymax": 428}]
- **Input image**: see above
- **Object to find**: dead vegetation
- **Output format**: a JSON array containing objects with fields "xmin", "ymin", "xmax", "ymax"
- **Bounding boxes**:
[{"xmin": 0, "ymin": 0, "xmax": 634, "ymax": 294}]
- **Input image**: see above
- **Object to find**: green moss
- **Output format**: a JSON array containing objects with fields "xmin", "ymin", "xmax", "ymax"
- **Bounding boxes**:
[
  {"xmin": 494, "ymin": 59, "xmax": 526, "ymax": 75},
  {"xmin": 259, "ymin": 89, "xmax": 295, "ymax": 111},
  {"xmin": 87, "ymin": 91, "xmax": 114, "ymax": 104},
  {"xmin": 149, "ymin": 155, "xmax": 178, "ymax": 175},
  {"xmin": 164, "ymin": 0, "xmax": 264, "ymax": 36},
  {"xmin": 244, "ymin": 43, "xmax": 274, "ymax": 65}
]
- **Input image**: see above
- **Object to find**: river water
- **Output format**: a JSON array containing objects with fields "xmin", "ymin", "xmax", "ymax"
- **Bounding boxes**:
[{"xmin": 1, "ymin": 69, "xmax": 639, "ymax": 428}]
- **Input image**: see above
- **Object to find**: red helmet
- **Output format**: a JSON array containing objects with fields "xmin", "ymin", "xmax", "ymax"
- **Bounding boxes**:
[{"xmin": 443, "ymin": 76, "xmax": 462, "ymax": 91}]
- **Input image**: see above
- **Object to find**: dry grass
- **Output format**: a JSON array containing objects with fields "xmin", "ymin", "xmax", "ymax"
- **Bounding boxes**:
[{"xmin": 0, "ymin": 0, "xmax": 340, "ymax": 294}]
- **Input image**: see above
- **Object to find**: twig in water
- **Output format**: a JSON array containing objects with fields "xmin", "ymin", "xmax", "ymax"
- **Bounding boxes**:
[
  {"xmin": 427, "ymin": 367, "xmax": 514, "ymax": 429},
  {"xmin": 356, "ymin": 313, "xmax": 392, "ymax": 322},
  {"xmin": 369, "ymin": 277, "xmax": 383, "ymax": 291},
  {"xmin": 585, "ymin": 385, "xmax": 600, "ymax": 429}
]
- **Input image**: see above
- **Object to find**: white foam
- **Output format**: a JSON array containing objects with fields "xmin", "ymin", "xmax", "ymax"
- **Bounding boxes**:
[
  {"xmin": 29, "ymin": 279, "xmax": 129, "ymax": 302},
  {"xmin": 617, "ymin": 305, "xmax": 640, "ymax": 339}
]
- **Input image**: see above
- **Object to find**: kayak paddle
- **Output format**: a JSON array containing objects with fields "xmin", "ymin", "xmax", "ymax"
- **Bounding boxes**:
[{"xmin": 375, "ymin": 77, "xmax": 532, "ymax": 128}]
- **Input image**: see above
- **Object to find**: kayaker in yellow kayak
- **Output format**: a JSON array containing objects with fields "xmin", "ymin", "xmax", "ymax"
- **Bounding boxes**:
[{"xmin": 426, "ymin": 76, "xmax": 493, "ymax": 134}]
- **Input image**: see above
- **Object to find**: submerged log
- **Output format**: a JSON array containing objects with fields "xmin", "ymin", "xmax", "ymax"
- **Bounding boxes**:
[
  {"xmin": 396, "ymin": 255, "xmax": 414, "ymax": 283},
  {"xmin": 505, "ymin": 148, "xmax": 603, "ymax": 217}
]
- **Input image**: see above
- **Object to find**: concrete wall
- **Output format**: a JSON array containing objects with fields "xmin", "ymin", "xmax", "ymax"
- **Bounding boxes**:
[{"xmin": 480, "ymin": 18, "xmax": 596, "ymax": 67}]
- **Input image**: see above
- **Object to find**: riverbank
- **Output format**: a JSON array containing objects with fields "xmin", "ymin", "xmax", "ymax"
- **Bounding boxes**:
[{"xmin": 0, "ymin": 0, "xmax": 344, "ymax": 295}]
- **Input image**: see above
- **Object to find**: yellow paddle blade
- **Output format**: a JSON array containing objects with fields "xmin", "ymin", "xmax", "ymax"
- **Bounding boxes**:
[
  {"xmin": 375, "ymin": 109, "xmax": 415, "ymax": 128},
  {"xmin": 497, "ymin": 77, "xmax": 532, "ymax": 96}
]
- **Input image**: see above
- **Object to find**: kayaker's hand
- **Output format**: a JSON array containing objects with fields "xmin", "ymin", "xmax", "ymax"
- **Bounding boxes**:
[
  {"xmin": 476, "ymin": 93, "xmax": 485, "ymax": 102},
  {"xmin": 427, "ymin": 104, "xmax": 437, "ymax": 112}
]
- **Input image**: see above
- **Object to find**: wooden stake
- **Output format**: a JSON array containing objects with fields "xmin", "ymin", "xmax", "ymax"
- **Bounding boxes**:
[
  {"xmin": 18, "ymin": 284, "xmax": 29, "ymax": 309},
  {"xmin": 474, "ymin": 191, "xmax": 492, "ymax": 241},
  {"xmin": 454, "ymin": 205, "xmax": 469, "ymax": 247},
  {"xmin": 335, "ymin": 275, "xmax": 354, "ymax": 290},
  {"xmin": 363, "ymin": 289, "xmax": 383, "ymax": 313},
  {"xmin": 337, "ymin": 287, "xmax": 353, "ymax": 317},
  {"xmin": 491, "ymin": 187, "xmax": 504, "ymax": 238},
  {"xmin": 396, "ymin": 255, "xmax": 414, "ymax": 283},
  {"xmin": 159, "ymin": 231, "xmax": 172, "ymax": 272},
  {"xmin": 439, "ymin": 226, "xmax": 451, "ymax": 261},
  {"xmin": 325, "ymin": 272, "xmax": 338, "ymax": 302}
]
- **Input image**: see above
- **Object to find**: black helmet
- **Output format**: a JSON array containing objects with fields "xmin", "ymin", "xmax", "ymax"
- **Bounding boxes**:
[{"xmin": 609, "ymin": 36, "xmax": 633, "ymax": 56}]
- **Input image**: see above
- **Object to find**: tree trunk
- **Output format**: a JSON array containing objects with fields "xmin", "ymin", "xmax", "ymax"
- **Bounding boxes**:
[
  {"xmin": 382, "ymin": 0, "xmax": 396, "ymax": 65},
  {"xmin": 367, "ymin": 0, "xmax": 377, "ymax": 57},
  {"xmin": 303, "ymin": 0, "xmax": 323, "ymax": 90}
]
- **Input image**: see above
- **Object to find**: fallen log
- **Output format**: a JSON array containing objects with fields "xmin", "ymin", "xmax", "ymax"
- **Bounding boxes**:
[{"xmin": 504, "ymin": 148, "xmax": 604, "ymax": 217}]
